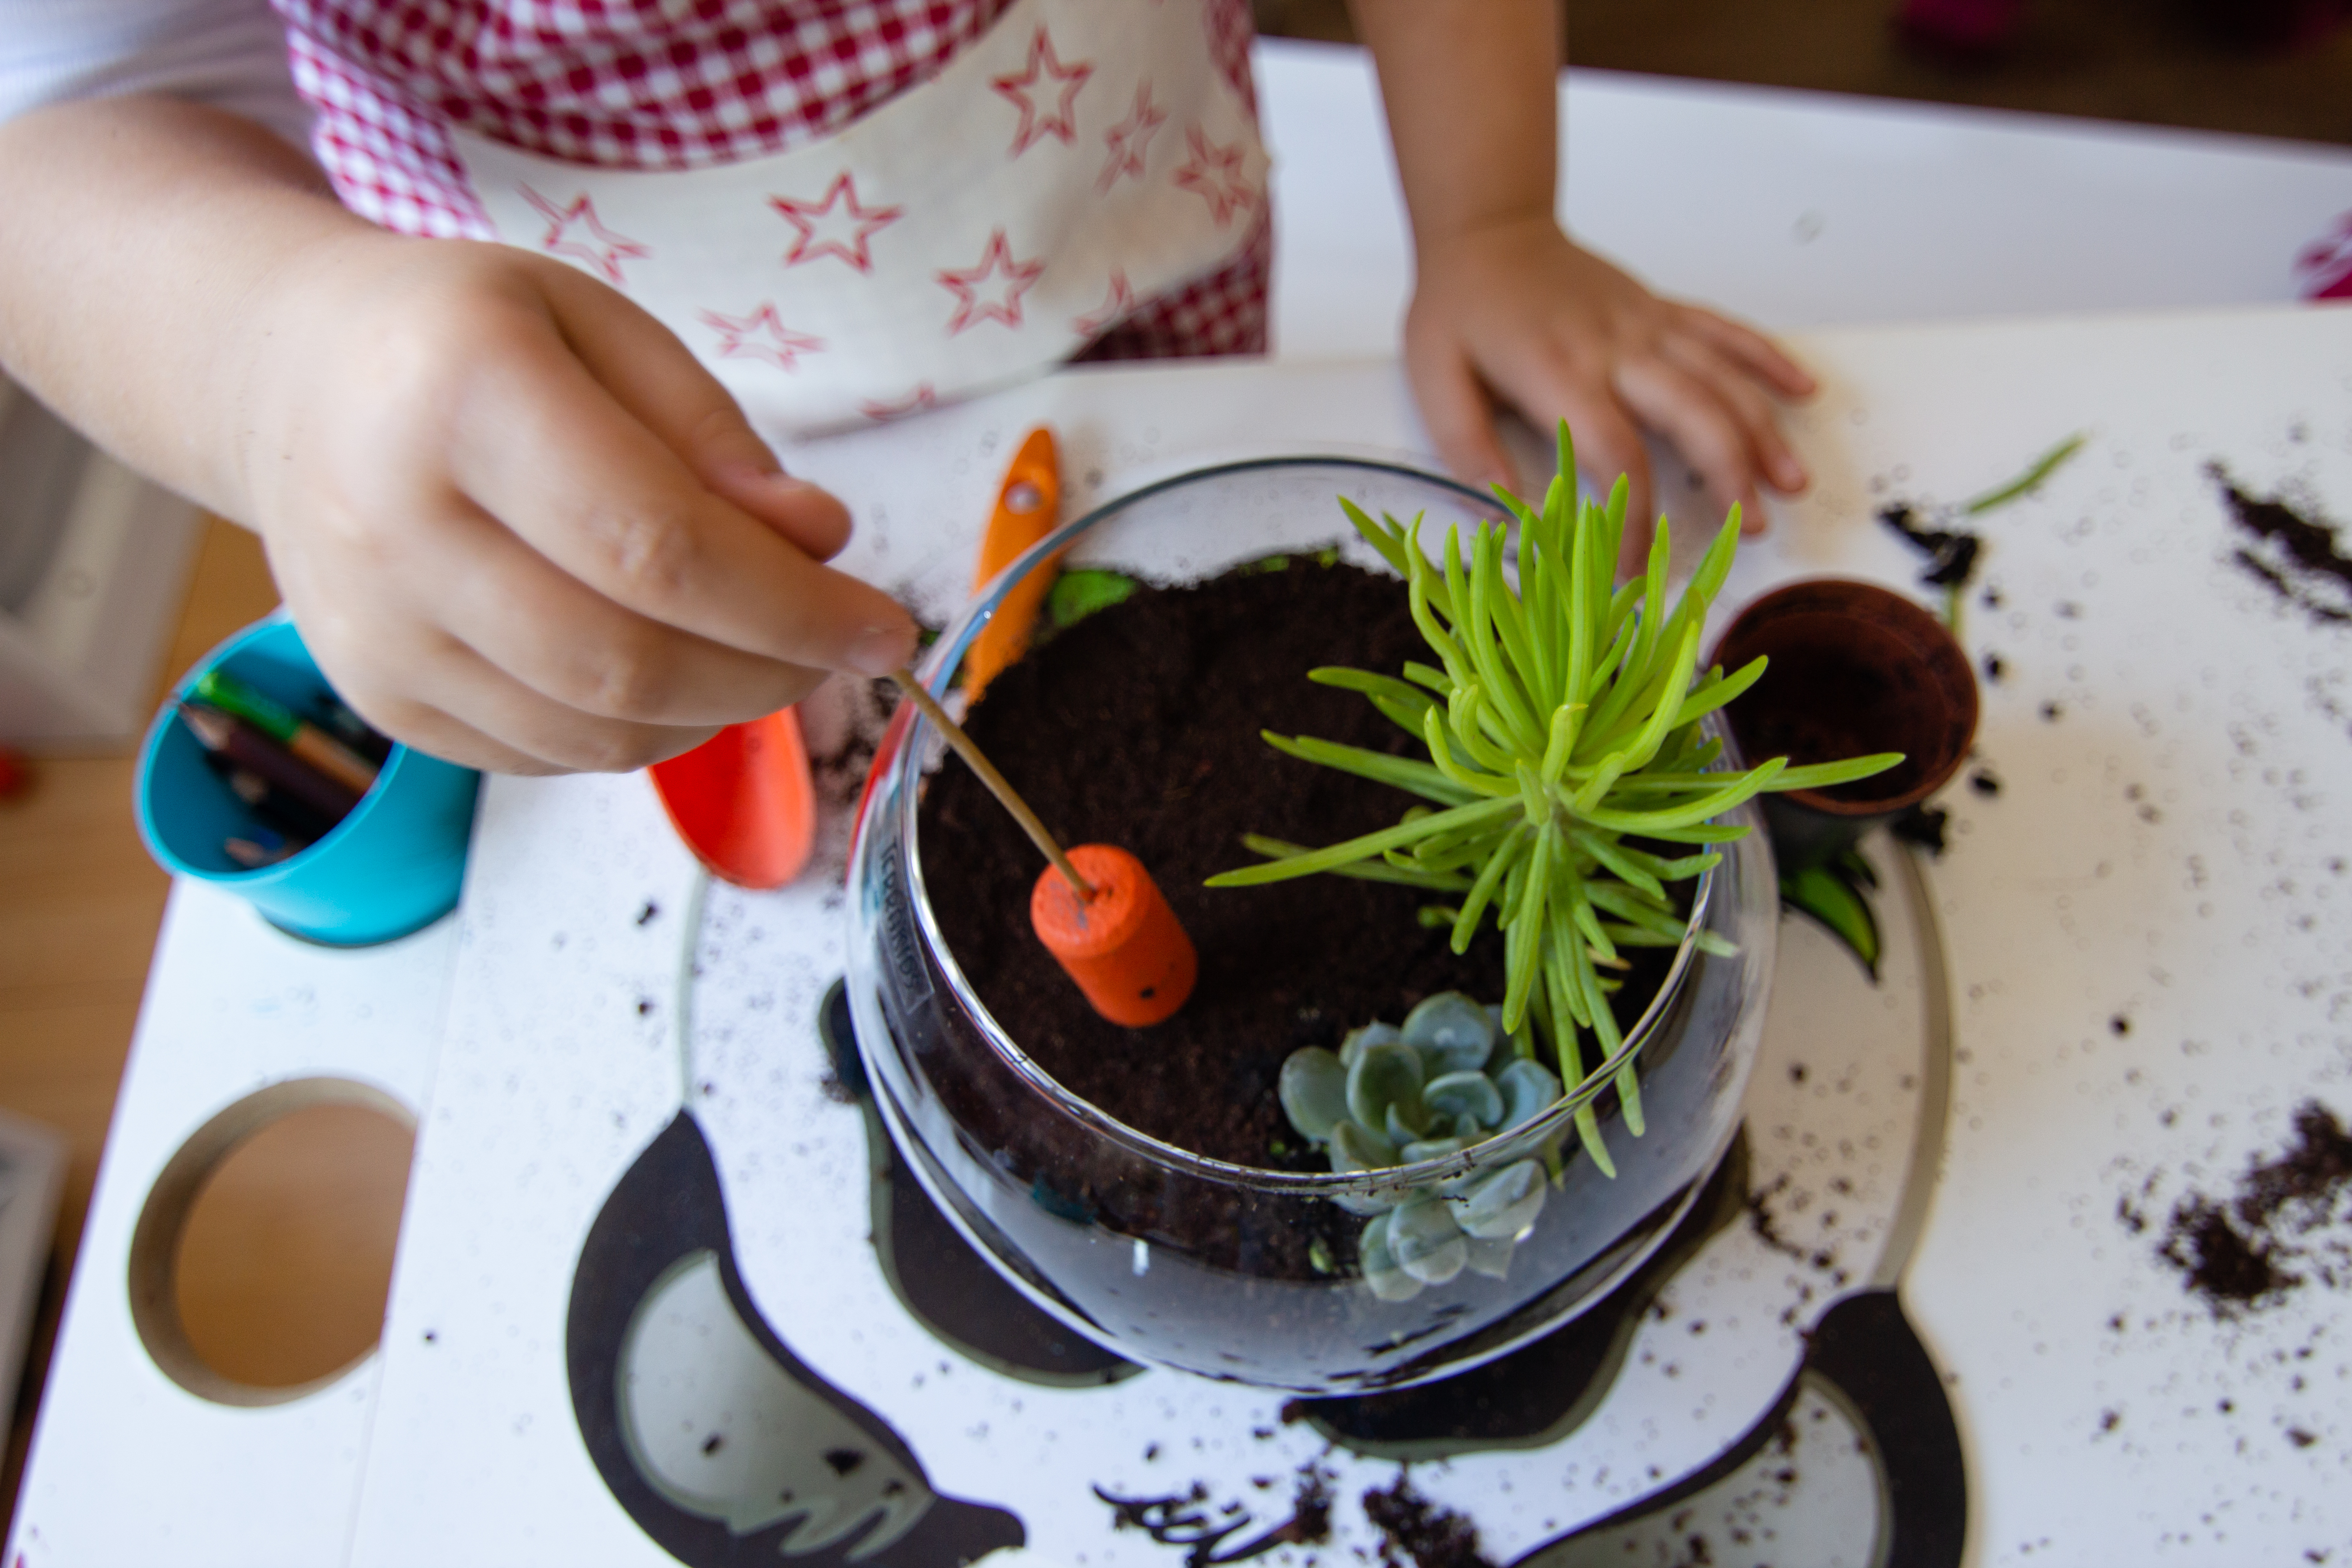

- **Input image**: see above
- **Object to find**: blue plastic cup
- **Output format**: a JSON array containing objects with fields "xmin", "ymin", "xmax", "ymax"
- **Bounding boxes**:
[{"xmin": 136, "ymin": 615, "xmax": 481, "ymax": 946}]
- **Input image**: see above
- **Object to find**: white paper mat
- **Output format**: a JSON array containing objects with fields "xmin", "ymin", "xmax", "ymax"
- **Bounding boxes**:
[{"xmin": 354, "ymin": 304, "xmax": 2352, "ymax": 1565}]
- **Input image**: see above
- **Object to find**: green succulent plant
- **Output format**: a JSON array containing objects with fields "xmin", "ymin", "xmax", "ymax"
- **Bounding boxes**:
[
  {"xmin": 1210, "ymin": 424, "xmax": 1898, "ymax": 1177},
  {"xmin": 1277, "ymin": 992, "xmax": 1556, "ymax": 1301}
]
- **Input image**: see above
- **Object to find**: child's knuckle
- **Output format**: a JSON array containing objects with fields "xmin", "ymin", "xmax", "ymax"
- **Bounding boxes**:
[
  {"xmin": 581, "ymin": 632, "xmax": 678, "ymax": 720},
  {"xmin": 597, "ymin": 502, "xmax": 701, "ymax": 599}
]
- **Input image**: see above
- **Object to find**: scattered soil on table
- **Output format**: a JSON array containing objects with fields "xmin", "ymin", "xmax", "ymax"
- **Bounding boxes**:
[
  {"xmin": 1095, "ymin": 1456, "xmax": 1335, "ymax": 1567},
  {"xmin": 808, "ymin": 675, "xmax": 907, "ymax": 813},
  {"xmin": 2161, "ymin": 1198, "xmax": 2291, "ymax": 1308},
  {"xmin": 1288, "ymin": 1461, "xmax": 1335, "ymax": 1546},
  {"xmin": 2212, "ymin": 465, "xmax": 2352, "ymax": 628},
  {"xmin": 2153, "ymin": 1099, "xmax": 2352, "ymax": 1316},
  {"xmin": 1878, "ymin": 501, "xmax": 1981, "ymax": 588},
  {"xmin": 1360, "ymin": 1474, "xmax": 1494, "ymax": 1568}
]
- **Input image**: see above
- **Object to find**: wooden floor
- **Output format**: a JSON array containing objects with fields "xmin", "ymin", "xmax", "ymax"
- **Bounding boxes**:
[
  {"xmin": 1, "ymin": 514, "xmax": 419, "ymax": 1533},
  {"xmin": 2, "ymin": 0, "xmax": 2346, "ymax": 1544}
]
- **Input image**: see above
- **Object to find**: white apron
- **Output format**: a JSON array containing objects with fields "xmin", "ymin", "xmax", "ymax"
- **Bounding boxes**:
[{"xmin": 450, "ymin": 0, "xmax": 1269, "ymax": 438}]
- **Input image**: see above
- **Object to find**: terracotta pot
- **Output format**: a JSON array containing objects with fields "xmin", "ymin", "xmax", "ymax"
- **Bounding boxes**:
[{"xmin": 1714, "ymin": 579, "xmax": 1978, "ymax": 870}]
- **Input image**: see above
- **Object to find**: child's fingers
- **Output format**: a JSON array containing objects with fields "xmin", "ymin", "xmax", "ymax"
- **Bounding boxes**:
[
  {"xmin": 1659, "ymin": 332, "xmax": 1809, "ymax": 497},
  {"xmin": 536, "ymin": 264, "xmax": 853, "ymax": 563},
  {"xmin": 1485, "ymin": 347, "xmax": 1655, "ymax": 532},
  {"xmin": 1433, "ymin": 317, "xmax": 1659, "ymax": 526},
  {"xmin": 447, "ymin": 331, "xmax": 916, "ymax": 680},
  {"xmin": 1678, "ymin": 306, "xmax": 1818, "ymax": 402},
  {"xmin": 289, "ymin": 562, "xmax": 738, "ymax": 774},
  {"xmin": 1612, "ymin": 352, "xmax": 1774, "ymax": 528},
  {"xmin": 323, "ymin": 679, "xmax": 578, "ymax": 778},
  {"xmin": 1551, "ymin": 389, "xmax": 1654, "ymax": 539},
  {"xmin": 1401, "ymin": 338, "xmax": 1516, "ymax": 496},
  {"xmin": 420, "ymin": 500, "xmax": 826, "ymax": 725},
  {"xmin": 711, "ymin": 472, "xmax": 855, "ymax": 564},
  {"xmin": 391, "ymin": 632, "xmax": 726, "ymax": 774}
]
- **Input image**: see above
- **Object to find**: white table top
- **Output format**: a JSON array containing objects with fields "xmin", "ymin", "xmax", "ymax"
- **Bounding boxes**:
[
  {"xmin": 14, "ymin": 39, "xmax": 2352, "ymax": 1568},
  {"xmin": 1262, "ymin": 42, "xmax": 2352, "ymax": 361}
]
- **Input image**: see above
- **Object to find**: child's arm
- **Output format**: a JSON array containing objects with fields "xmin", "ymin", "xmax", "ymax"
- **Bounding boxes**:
[
  {"xmin": 0, "ymin": 93, "xmax": 916, "ymax": 774},
  {"xmin": 1347, "ymin": 0, "xmax": 1816, "ymax": 543}
]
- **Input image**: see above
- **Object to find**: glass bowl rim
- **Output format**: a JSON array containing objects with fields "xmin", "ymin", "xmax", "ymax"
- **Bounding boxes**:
[{"xmin": 882, "ymin": 454, "xmax": 1733, "ymax": 1198}]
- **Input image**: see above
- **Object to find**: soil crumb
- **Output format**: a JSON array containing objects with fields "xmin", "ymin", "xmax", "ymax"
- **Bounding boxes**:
[
  {"xmin": 1095, "ymin": 1458, "xmax": 1336, "ymax": 1566},
  {"xmin": 1891, "ymin": 804, "xmax": 1950, "ymax": 856},
  {"xmin": 1878, "ymin": 503, "xmax": 1981, "ymax": 589},
  {"xmin": 1361, "ymin": 1474, "xmax": 1494, "ymax": 1568},
  {"xmin": 1290, "ymin": 1462, "xmax": 1335, "ymax": 1545},
  {"xmin": 2161, "ymin": 1197, "xmax": 2290, "ymax": 1309},
  {"xmin": 2211, "ymin": 466, "xmax": 2352, "ymax": 627},
  {"xmin": 2155, "ymin": 1100, "xmax": 2352, "ymax": 1316}
]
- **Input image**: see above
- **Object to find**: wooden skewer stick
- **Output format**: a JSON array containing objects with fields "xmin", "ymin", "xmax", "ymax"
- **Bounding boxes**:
[{"xmin": 889, "ymin": 669, "xmax": 1097, "ymax": 901}]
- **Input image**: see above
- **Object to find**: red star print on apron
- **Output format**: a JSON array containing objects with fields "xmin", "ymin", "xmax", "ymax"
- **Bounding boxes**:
[{"xmin": 450, "ymin": 0, "xmax": 1268, "ymax": 438}]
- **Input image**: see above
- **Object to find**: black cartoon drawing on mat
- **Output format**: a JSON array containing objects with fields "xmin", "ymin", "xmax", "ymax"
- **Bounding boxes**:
[
  {"xmin": 566, "ymin": 1107, "xmax": 1025, "ymax": 1567},
  {"xmin": 815, "ymin": 981, "xmax": 1141, "ymax": 1390},
  {"xmin": 1238, "ymin": 849, "xmax": 1963, "ymax": 1568},
  {"xmin": 1518, "ymin": 848, "xmax": 1966, "ymax": 1568},
  {"xmin": 571, "ymin": 838, "xmax": 1965, "ymax": 1568}
]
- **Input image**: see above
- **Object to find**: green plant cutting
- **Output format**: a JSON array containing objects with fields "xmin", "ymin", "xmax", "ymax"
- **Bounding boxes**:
[{"xmin": 1209, "ymin": 425, "xmax": 1899, "ymax": 1177}]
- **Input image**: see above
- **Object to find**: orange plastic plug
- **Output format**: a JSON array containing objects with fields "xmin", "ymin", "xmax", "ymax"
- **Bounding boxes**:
[{"xmin": 1030, "ymin": 844, "xmax": 1198, "ymax": 1028}]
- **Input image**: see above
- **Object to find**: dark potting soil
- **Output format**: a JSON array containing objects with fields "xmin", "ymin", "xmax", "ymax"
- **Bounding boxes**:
[
  {"xmin": 917, "ymin": 560, "xmax": 1511, "ymax": 1170},
  {"xmin": 1729, "ymin": 641, "xmax": 1942, "ymax": 805},
  {"xmin": 922, "ymin": 563, "xmax": 1689, "ymax": 1173}
]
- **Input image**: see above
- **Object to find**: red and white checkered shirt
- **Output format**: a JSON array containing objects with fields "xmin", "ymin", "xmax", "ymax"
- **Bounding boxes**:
[{"xmin": 271, "ymin": 0, "xmax": 1268, "ymax": 358}]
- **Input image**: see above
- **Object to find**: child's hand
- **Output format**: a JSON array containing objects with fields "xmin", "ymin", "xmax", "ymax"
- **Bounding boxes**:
[
  {"xmin": 0, "ymin": 95, "xmax": 912, "ymax": 775},
  {"xmin": 1403, "ymin": 214, "xmax": 1817, "ymax": 552},
  {"xmin": 230, "ymin": 232, "xmax": 919, "ymax": 774},
  {"xmin": 1347, "ymin": 0, "xmax": 1817, "ymax": 566},
  {"xmin": 0, "ymin": 95, "xmax": 916, "ymax": 776}
]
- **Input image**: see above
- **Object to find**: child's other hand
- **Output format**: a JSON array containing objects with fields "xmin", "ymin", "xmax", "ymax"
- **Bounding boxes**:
[
  {"xmin": 233, "ymin": 234, "xmax": 918, "ymax": 774},
  {"xmin": 1401, "ymin": 215, "xmax": 1816, "ymax": 558}
]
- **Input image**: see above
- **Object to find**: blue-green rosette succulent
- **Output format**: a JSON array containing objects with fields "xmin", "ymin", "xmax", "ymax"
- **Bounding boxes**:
[{"xmin": 1278, "ymin": 991, "xmax": 1562, "ymax": 1302}]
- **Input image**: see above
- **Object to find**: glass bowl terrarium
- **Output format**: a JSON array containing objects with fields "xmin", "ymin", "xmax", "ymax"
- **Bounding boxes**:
[{"xmin": 845, "ymin": 456, "xmax": 1798, "ymax": 1394}]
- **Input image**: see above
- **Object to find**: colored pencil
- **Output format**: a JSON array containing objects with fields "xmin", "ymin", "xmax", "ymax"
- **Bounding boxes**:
[
  {"xmin": 214, "ymin": 762, "xmax": 339, "ymax": 841},
  {"xmin": 224, "ymin": 828, "xmax": 307, "ymax": 869},
  {"xmin": 180, "ymin": 703, "xmax": 364, "ymax": 822},
  {"xmin": 192, "ymin": 669, "xmax": 381, "ymax": 793},
  {"xmin": 315, "ymin": 695, "xmax": 394, "ymax": 764}
]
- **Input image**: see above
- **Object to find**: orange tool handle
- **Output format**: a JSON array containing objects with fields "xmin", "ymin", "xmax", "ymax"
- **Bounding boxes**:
[
  {"xmin": 1031, "ymin": 844, "xmax": 1198, "ymax": 1028},
  {"xmin": 963, "ymin": 426, "xmax": 1062, "ymax": 703}
]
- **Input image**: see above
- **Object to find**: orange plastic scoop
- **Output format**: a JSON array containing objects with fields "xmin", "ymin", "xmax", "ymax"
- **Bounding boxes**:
[
  {"xmin": 963, "ymin": 426, "xmax": 1062, "ymax": 702},
  {"xmin": 648, "ymin": 707, "xmax": 816, "ymax": 889}
]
